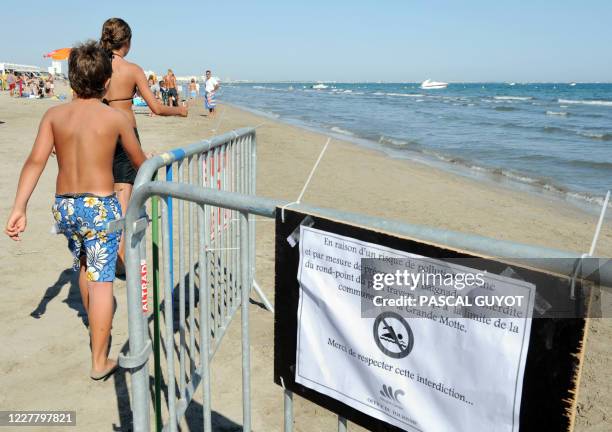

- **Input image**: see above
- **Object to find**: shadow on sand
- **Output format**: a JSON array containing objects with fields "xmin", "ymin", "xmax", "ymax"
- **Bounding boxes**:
[
  {"xmin": 32, "ymin": 268, "xmax": 245, "ymax": 430},
  {"xmin": 30, "ymin": 268, "xmax": 88, "ymax": 327}
]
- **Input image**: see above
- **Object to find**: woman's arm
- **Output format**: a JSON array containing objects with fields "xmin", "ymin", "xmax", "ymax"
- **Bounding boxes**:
[{"xmin": 134, "ymin": 65, "xmax": 187, "ymax": 117}]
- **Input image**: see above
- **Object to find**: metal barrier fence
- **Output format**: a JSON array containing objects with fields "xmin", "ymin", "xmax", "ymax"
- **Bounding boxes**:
[
  {"xmin": 121, "ymin": 129, "xmax": 612, "ymax": 432},
  {"xmin": 119, "ymin": 128, "xmax": 271, "ymax": 431}
]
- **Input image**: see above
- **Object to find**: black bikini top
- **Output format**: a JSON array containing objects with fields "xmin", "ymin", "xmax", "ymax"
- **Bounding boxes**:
[
  {"xmin": 102, "ymin": 94, "xmax": 134, "ymax": 105},
  {"xmin": 103, "ymin": 52, "xmax": 136, "ymax": 105}
]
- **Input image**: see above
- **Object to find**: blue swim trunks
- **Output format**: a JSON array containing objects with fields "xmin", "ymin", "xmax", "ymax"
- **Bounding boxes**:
[{"xmin": 52, "ymin": 194, "xmax": 122, "ymax": 282}]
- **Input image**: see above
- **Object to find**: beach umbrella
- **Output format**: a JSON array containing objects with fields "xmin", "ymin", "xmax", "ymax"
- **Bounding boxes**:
[{"xmin": 44, "ymin": 48, "xmax": 71, "ymax": 60}]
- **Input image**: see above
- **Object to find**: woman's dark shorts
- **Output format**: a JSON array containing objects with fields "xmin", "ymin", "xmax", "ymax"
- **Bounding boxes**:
[{"xmin": 113, "ymin": 128, "xmax": 141, "ymax": 185}]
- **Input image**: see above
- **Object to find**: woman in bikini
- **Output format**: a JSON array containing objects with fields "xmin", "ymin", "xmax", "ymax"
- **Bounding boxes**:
[{"xmin": 100, "ymin": 17, "xmax": 188, "ymax": 270}]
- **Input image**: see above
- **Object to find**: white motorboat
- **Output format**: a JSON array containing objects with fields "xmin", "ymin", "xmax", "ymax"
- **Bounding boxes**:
[{"xmin": 420, "ymin": 79, "xmax": 448, "ymax": 89}]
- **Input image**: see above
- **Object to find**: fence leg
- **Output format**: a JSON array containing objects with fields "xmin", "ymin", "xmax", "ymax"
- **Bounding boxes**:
[
  {"xmin": 151, "ymin": 194, "xmax": 162, "ymax": 432},
  {"xmin": 166, "ymin": 164, "xmax": 174, "ymax": 296},
  {"xmin": 161, "ymin": 198, "xmax": 178, "ymax": 431},
  {"xmin": 125, "ymin": 211, "xmax": 151, "ymax": 432},
  {"xmin": 198, "ymin": 204, "xmax": 212, "ymax": 432},
  {"xmin": 284, "ymin": 390, "xmax": 293, "ymax": 432},
  {"xmin": 240, "ymin": 211, "xmax": 251, "ymax": 431}
]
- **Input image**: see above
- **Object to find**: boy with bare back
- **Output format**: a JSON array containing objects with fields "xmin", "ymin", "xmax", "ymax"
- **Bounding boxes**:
[{"xmin": 4, "ymin": 41, "xmax": 146, "ymax": 381}]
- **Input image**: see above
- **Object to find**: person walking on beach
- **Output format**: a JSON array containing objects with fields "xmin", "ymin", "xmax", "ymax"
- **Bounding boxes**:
[
  {"xmin": 7, "ymin": 71, "xmax": 16, "ymax": 96},
  {"xmin": 16, "ymin": 73, "xmax": 24, "ymax": 97},
  {"xmin": 204, "ymin": 70, "xmax": 220, "ymax": 117},
  {"xmin": 5, "ymin": 42, "xmax": 147, "ymax": 381},
  {"xmin": 165, "ymin": 69, "xmax": 178, "ymax": 107},
  {"xmin": 188, "ymin": 78, "xmax": 198, "ymax": 107},
  {"xmin": 100, "ymin": 17, "xmax": 188, "ymax": 271}
]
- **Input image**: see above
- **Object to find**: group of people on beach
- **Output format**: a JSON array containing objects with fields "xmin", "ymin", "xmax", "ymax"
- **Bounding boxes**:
[
  {"xmin": 146, "ymin": 69, "xmax": 220, "ymax": 114},
  {"xmin": 5, "ymin": 18, "xmax": 189, "ymax": 381},
  {"xmin": 1, "ymin": 71, "xmax": 55, "ymax": 98}
]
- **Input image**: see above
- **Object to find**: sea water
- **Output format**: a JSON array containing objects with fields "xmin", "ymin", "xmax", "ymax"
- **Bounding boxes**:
[{"xmin": 215, "ymin": 82, "xmax": 612, "ymax": 208}]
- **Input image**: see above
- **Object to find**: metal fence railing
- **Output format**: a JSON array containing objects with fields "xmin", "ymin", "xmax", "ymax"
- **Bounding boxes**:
[
  {"xmin": 119, "ymin": 129, "xmax": 612, "ymax": 432},
  {"xmin": 118, "ymin": 128, "xmax": 272, "ymax": 431}
]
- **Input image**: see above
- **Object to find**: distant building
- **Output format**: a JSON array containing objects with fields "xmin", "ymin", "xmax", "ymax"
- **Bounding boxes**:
[
  {"xmin": 48, "ymin": 61, "xmax": 62, "ymax": 75},
  {"xmin": 0, "ymin": 62, "xmax": 41, "ymax": 74}
]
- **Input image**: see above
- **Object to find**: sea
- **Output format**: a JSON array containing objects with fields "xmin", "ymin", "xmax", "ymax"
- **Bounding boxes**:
[{"xmin": 206, "ymin": 82, "xmax": 612, "ymax": 209}]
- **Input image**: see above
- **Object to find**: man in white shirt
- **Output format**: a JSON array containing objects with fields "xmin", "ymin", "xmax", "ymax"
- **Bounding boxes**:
[{"xmin": 204, "ymin": 70, "xmax": 220, "ymax": 117}]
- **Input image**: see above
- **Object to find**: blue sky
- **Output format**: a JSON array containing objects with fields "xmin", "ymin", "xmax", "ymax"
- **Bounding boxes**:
[{"xmin": 1, "ymin": 0, "xmax": 610, "ymax": 82}]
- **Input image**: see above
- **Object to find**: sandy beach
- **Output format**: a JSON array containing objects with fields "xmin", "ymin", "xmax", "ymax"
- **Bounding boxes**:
[{"xmin": 1, "ymin": 85, "xmax": 610, "ymax": 431}]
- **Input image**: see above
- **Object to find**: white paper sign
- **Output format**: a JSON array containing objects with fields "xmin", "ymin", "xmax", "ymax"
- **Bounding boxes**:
[{"xmin": 295, "ymin": 226, "xmax": 535, "ymax": 432}]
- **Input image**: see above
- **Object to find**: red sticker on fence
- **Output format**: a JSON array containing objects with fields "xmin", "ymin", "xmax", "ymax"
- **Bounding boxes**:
[{"xmin": 140, "ymin": 259, "xmax": 148, "ymax": 313}]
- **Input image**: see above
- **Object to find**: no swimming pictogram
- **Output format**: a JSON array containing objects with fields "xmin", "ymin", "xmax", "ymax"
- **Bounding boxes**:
[{"xmin": 373, "ymin": 311, "xmax": 414, "ymax": 359}]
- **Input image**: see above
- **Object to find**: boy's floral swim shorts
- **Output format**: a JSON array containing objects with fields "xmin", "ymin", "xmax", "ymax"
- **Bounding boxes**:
[{"xmin": 52, "ymin": 194, "xmax": 122, "ymax": 282}]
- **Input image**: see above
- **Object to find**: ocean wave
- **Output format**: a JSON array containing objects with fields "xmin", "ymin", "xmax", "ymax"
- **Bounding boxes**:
[
  {"xmin": 330, "ymin": 126, "xmax": 355, "ymax": 136},
  {"xmin": 493, "ymin": 96, "xmax": 533, "ymax": 101},
  {"xmin": 558, "ymin": 98, "xmax": 612, "ymax": 107},
  {"xmin": 515, "ymin": 154, "xmax": 612, "ymax": 169},
  {"xmin": 385, "ymin": 92, "xmax": 424, "ymax": 98},
  {"xmin": 568, "ymin": 159, "xmax": 612, "ymax": 169},
  {"xmin": 543, "ymin": 126, "xmax": 612, "ymax": 141},
  {"xmin": 494, "ymin": 106, "xmax": 518, "ymax": 112},
  {"xmin": 578, "ymin": 131, "xmax": 612, "ymax": 141},
  {"xmin": 252, "ymin": 85, "xmax": 286, "ymax": 91},
  {"xmin": 543, "ymin": 126, "xmax": 565, "ymax": 134},
  {"xmin": 413, "ymin": 149, "xmax": 610, "ymax": 207},
  {"xmin": 378, "ymin": 136, "xmax": 418, "ymax": 147},
  {"xmin": 546, "ymin": 111, "xmax": 569, "ymax": 116}
]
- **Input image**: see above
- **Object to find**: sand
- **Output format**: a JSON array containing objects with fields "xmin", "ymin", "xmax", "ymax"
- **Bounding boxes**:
[{"xmin": 0, "ymin": 84, "xmax": 610, "ymax": 431}]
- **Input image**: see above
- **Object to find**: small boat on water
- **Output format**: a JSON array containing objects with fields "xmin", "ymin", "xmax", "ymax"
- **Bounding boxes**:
[
  {"xmin": 569, "ymin": 82, "xmax": 577, "ymax": 87},
  {"xmin": 312, "ymin": 83, "xmax": 329, "ymax": 89},
  {"xmin": 421, "ymin": 79, "xmax": 448, "ymax": 89}
]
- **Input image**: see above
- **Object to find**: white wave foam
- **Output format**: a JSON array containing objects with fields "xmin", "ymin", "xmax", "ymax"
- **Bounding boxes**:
[
  {"xmin": 558, "ymin": 98, "xmax": 612, "ymax": 107},
  {"xmin": 379, "ymin": 136, "xmax": 412, "ymax": 146},
  {"xmin": 385, "ymin": 92, "xmax": 424, "ymax": 97},
  {"xmin": 578, "ymin": 131, "xmax": 612, "ymax": 140},
  {"xmin": 546, "ymin": 111, "xmax": 569, "ymax": 116},
  {"xmin": 372, "ymin": 92, "xmax": 385, "ymax": 96},
  {"xmin": 330, "ymin": 126, "xmax": 354, "ymax": 136},
  {"xmin": 493, "ymin": 96, "xmax": 533, "ymax": 101},
  {"xmin": 252, "ymin": 85, "xmax": 266, "ymax": 89}
]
